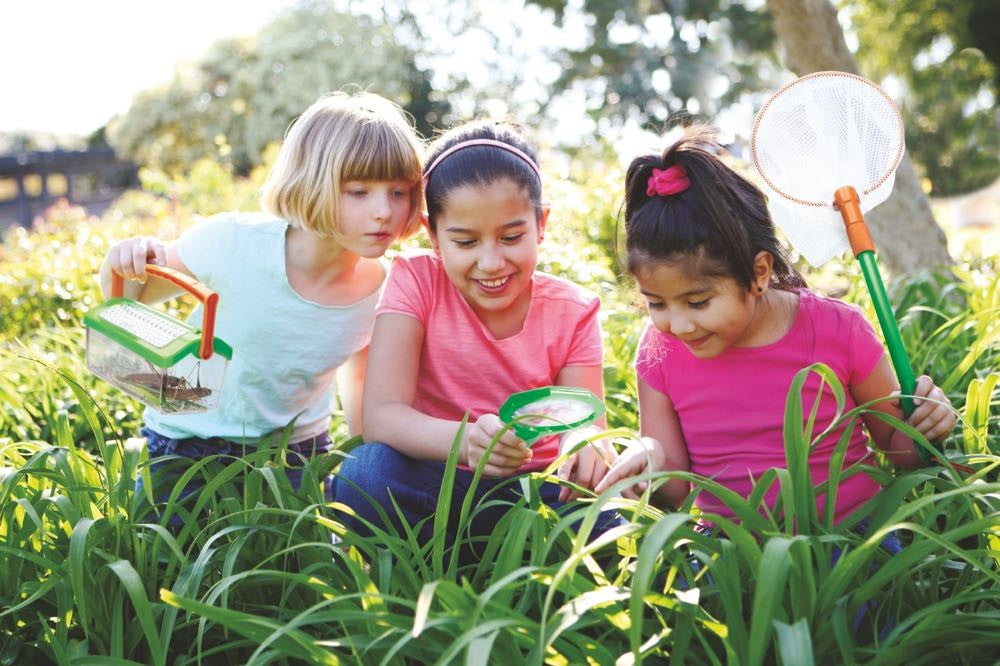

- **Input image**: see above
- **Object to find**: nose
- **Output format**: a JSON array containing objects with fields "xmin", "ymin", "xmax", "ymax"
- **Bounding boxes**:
[
  {"xmin": 663, "ymin": 311, "xmax": 695, "ymax": 337},
  {"xmin": 373, "ymin": 192, "xmax": 392, "ymax": 221},
  {"xmin": 476, "ymin": 244, "xmax": 505, "ymax": 273}
]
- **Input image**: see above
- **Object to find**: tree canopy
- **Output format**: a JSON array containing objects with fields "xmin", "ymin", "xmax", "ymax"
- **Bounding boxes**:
[
  {"xmin": 107, "ymin": 0, "xmax": 446, "ymax": 176},
  {"xmin": 849, "ymin": 0, "xmax": 999, "ymax": 196}
]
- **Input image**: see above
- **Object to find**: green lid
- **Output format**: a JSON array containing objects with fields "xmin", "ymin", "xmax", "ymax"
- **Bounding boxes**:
[
  {"xmin": 498, "ymin": 386, "xmax": 605, "ymax": 446},
  {"xmin": 83, "ymin": 298, "xmax": 232, "ymax": 368}
]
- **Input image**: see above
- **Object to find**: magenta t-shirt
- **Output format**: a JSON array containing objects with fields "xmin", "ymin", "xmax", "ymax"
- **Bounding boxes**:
[
  {"xmin": 636, "ymin": 289, "xmax": 885, "ymax": 523},
  {"xmin": 378, "ymin": 252, "xmax": 604, "ymax": 470}
]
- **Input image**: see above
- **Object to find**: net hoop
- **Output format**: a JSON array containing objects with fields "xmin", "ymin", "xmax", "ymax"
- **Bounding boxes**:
[{"xmin": 751, "ymin": 71, "xmax": 905, "ymax": 209}]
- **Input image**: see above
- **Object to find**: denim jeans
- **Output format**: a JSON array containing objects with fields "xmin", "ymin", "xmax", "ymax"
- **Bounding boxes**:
[
  {"xmin": 135, "ymin": 427, "xmax": 335, "ymax": 524},
  {"xmin": 333, "ymin": 442, "xmax": 621, "ymax": 554},
  {"xmin": 832, "ymin": 518, "xmax": 902, "ymax": 635}
]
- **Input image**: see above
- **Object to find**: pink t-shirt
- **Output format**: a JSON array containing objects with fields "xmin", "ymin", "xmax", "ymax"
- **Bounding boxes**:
[
  {"xmin": 378, "ymin": 252, "xmax": 604, "ymax": 470},
  {"xmin": 636, "ymin": 289, "xmax": 885, "ymax": 523}
]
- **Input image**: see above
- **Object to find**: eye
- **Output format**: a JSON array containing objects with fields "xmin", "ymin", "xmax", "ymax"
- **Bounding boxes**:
[
  {"xmin": 392, "ymin": 188, "xmax": 410, "ymax": 198},
  {"xmin": 347, "ymin": 188, "xmax": 367, "ymax": 197},
  {"xmin": 689, "ymin": 299, "xmax": 710, "ymax": 309},
  {"xmin": 501, "ymin": 233, "xmax": 526, "ymax": 244},
  {"xmin": 452, "ymin": 238, "xmax": 476, "ymax": 248},
  {"xmin": 645, "ymin": 301, "xmax": 666, "ymax": 311}
]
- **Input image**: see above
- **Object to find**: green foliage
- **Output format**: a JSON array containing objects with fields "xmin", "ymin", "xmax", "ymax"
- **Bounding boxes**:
[{"xmin": 1, "ymin": 365, "xmax": 997, "ymax": 663}]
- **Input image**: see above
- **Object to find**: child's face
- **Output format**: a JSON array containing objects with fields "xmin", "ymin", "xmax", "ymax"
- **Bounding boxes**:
[
  {"xmin": 633, "ymin": 259, "xmax": 769, "ymax": 358},
  {"xmin": 430, "ymin": 178, "xmax": 547, "ymax": 327},
  {"xmin": 335, "ymin": 179, "xmax": 415, "ymax": 257}
]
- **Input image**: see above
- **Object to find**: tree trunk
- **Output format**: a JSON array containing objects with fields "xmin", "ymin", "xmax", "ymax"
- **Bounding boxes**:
[{"xmin": 765, "ymin": 0, "xmax": 953, "ymax": 276}]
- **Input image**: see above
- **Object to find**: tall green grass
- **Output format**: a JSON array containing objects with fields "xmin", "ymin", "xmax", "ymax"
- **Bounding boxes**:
[{"xmin": 2, "ymin": 354, "xmax": 997, "ymax": 663}]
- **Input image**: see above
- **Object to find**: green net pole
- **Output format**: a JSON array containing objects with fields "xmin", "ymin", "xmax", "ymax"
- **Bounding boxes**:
[{"xmin": 857, "ymin": 250, "xmax": 916, "ymax": 415}]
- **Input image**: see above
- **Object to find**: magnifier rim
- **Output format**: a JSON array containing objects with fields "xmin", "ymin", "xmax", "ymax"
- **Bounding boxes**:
[
  {"xmin": 498, "ymin": 386, "xmax": 605, "ymax": 442},
  {"xmin": 750, "ymin": 70, "xmax": 905, "ymax": 209}
]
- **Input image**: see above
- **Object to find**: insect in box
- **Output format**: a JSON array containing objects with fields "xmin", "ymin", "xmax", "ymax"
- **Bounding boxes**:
[{"xmin": 84, "ymin": 265, "xmax": 232, "ymax": 414}]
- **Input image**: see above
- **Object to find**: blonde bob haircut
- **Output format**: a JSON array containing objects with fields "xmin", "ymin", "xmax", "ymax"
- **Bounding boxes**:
[{"xmin": 261, "ymin": 91, "xmax": 424, "ymax": 239}]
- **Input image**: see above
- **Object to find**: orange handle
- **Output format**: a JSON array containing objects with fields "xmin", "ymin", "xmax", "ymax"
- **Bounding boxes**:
[
  {"xmin": 833, "ymin": 186, "xmax": 875, "ymax": 256},
  {"xmin": 112, "ymin": 265, "xmax": 219, "ymax": 360}
]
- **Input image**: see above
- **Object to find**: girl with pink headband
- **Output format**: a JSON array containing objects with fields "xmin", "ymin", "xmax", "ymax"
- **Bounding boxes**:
[
  {"xmin": 334, "ymin": 120, "xmax": 617, "ymax": 556},
  {"xmin": 595, "ymin": 127, "xmax": 954, "ymax": 546}
]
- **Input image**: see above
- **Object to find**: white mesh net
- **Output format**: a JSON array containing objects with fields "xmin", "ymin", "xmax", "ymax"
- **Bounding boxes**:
[{"xmin": 751, "ymin": 72, "xmax": 905, "ymax": 266}]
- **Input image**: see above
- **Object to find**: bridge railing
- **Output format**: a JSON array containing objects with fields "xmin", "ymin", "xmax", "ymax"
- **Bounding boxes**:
[{"xmin": 0, "ymin": 149, "xmax": 139, "ymax": 230}]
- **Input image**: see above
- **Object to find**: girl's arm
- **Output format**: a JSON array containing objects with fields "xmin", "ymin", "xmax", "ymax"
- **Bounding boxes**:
[
  {"xmin": 594, "ymin": 378, "xmax": 691, "ymax": 507},
  {"xmin": 336, "ymin": 346, "xmax": 368, "ymax": 437},
  {"xmin": 99, "ymin": 237, "xmax": 192, "ymax": 304},
  {"xmin": 853, "ymin": 356, "xmax": 956, "ymax": 468},
  {"xmin": 361, "ymin": 313, "xmax": 530, "ymax": 474}
]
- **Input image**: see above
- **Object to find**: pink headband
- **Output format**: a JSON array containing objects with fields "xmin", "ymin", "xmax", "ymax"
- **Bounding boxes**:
[
  {"xmin": 423, "ymin": 138, "xmax": 541, "ymax": 187},
  {"xmin": 647, "ymin": 165, "xmax": 690, "ymax": 197}
]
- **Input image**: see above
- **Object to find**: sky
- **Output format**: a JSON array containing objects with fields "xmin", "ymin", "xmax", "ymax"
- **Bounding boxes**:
[{"xmin": 1, "ymin": 0, "xmax": 298, "ymax": 136}]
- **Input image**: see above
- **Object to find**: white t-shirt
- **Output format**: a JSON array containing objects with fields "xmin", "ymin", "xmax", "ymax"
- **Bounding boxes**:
[{"xmin": 144, "ymin": 213, "xmax": 381, "ymax": 442}]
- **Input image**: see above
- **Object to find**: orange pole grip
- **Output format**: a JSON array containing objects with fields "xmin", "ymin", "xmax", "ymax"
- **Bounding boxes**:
[
  {"xmin": 833, "ymin": 186, "xmax": 876, "ymax": 256},
  {"xmin": 111, "ymin": 265, "xmax": 218, "ymax": 360}
]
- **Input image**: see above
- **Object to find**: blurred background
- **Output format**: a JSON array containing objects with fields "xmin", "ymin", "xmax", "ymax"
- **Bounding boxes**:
[{"xmin": 2, "ymin": 0, "xmax": 997, "ymax": 268}]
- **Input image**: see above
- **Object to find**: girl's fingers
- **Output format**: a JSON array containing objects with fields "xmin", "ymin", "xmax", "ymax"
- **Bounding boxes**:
[
  {"xmin": 571, "ymin": 451, "xmax": 594, "ymax": 486},
  {"xmin": 913, "ymin": 375, "xmax": 936, "ymax": 398},
  {"xmin": 620, "ymin": 481, "xmax": 648, "ymax": 501},
  {"xmin": 111, "ymin": 244, "xmax": 133, "ymax": 280},
  {"xmin": 557, "ymin": 458, "xmax": 576, "ymax": 501},
  {"xmin": 149, "ymin": 242, "xmax": 167, "ymax": 266},
  {"xmin": 912, "ymin": 410, "xmax": 953, "ymax": 442},
  {"xmin": 480, "ymin": 463, "xmax": 514, "ymax": 478},
  {"xmin": 922, "ymin": 406, "xmax": 956, "ymax": 441},
  {"xmin": 907, "ymin": 381, "xmax": 955, "ymax": 441},
  {"xmin": 471, "ymin": 438, "xmax": 530, "ymax": 471},
  {"xmin": 594, "ymin": 461, "xmax": 635, "ymax": 494}
]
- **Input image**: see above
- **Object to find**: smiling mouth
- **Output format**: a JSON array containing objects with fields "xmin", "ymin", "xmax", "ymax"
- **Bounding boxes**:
[
  {"xmin": 683, "ymin": 334, "xmax": 711, "ymax": 348},
  {"xmin": 476, "ymin": 276, "xmax": 510, "ymax": 289}
]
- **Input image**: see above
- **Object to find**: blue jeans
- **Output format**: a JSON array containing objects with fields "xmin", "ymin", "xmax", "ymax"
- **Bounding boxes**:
[
  {"xmin": 135, "ymin": 427, "xmax": 335, "ymax": 524},
  {"xmin": 832, "ymin": 519, "xmax": 902, "ymax": 635},
  {"xmin": 333, "ymin": 443, "xmax": 621, "ymax": 554}
]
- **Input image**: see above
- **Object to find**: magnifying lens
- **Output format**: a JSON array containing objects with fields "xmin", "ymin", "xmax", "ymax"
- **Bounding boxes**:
[{"xmin": 498, "ymin": 386, "xmax": 605, "ymax": 448}]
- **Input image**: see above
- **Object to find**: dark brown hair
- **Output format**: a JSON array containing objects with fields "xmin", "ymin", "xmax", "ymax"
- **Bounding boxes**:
[
  {"xmin": 622, "ymin": 126, "xmax": 804, "ymax": 291},
  {"xmin": 423, "ymin": 120, "xmax": 542, "ymax": 232}
]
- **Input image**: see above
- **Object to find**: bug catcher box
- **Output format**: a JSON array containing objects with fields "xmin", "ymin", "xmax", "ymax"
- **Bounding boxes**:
[{"xmin": 84, "ymin": 266, "xmax": 232, "ymax": 414}]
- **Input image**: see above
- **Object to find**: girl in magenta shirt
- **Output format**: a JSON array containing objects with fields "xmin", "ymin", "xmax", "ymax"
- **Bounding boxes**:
[{"xmin": 595, "ymin": 127, "xmax": 956, "ymax": 527}]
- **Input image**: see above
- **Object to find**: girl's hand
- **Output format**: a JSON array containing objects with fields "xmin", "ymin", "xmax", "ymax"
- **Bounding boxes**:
[
  {"xmin": 557, "ymin": 429, "xmax": 614, "ymax": 501},
  {"xmin": 907, "ymin": 375, "xmax": 956, "ymax": 442},
  {"xmin": 593, "ymin": 437, "xmax": 665, "ymax": 500},
  {"xmin": 464, "ymin": 413, "xmax": 531, "ymax": 477},
  {"xmin": 106, "ymin": 236, "xmax": 167, "ymax": 283}
]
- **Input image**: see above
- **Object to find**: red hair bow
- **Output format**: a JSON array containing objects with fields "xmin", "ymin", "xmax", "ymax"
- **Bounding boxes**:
[{"xmin": 646, "ymin": 165, "xmax": 690, "ymax": 197}]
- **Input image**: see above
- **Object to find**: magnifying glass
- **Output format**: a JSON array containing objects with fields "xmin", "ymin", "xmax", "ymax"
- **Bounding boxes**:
[{"xmin": 498, "ymin": 386, "xmax": 606, "ymax": 448}]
